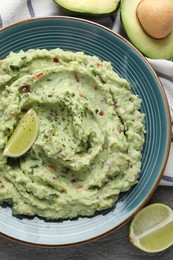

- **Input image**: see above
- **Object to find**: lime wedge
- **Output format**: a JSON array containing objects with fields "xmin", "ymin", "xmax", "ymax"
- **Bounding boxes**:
[
  {"xmin": 129, "ymin": 203, "xmax": 173, "ymax": 253},
  {"xmin": 3, "ymin": 108, "xmax": 39, "ymax": 157}
]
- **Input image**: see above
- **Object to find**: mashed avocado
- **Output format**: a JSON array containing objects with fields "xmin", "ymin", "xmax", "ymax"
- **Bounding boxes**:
[{"xmin": 0, "ymin": 48, "xmax": 145, "ymax": 219}]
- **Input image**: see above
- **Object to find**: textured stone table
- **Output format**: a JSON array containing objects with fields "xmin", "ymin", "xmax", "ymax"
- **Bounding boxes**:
[{"xmin": 0, "ymin": 186, "xmax": 172, "ymax": 260}]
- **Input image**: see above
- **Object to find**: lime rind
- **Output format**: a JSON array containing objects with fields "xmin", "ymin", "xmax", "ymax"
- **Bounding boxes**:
[
  {"xmin": 129, "ymin": 203, "xmax": 173, "ymax": 253},
  {"xmin": 3, "ymin": 108, "xmax": 39, "ymax": 157}
]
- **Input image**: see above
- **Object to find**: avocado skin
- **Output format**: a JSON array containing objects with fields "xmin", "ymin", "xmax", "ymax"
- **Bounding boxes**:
[
  {"xmin": 54, "ymin": 0, "xmax": 120, "ymax": 17},
  {"xmin": 120, "ymin": 0, "xmax": 173, "ymax": 59}
]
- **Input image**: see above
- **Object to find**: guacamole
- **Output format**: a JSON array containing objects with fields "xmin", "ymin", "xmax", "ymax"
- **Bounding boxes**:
[{"xmin": 0, "ymin": 48, "xmax": 145, "ymax": 219}]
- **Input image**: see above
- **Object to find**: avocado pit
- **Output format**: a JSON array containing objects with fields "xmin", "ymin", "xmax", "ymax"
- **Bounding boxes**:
[{"xmin": 136, "ymin": 0, "xmax": 173, "ymax": 39}]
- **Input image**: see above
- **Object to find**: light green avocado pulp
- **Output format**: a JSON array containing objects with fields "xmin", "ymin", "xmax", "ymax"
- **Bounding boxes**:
[
  {"xmin": 0, "ymin": 48, "xmax": 145, "ymax": 220},
  {"xmin": 55, "ymin": 0, "xmax": 120, "ymax": 15},
  {"xmin": 121, "ymin": 0, "xmax": 173, "ymax": 59}
]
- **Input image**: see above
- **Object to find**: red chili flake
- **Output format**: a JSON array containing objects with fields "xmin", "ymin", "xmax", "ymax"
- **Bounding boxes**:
[
  {"xmin": 96, "ymin": 63, "xmax": 103, "ymax": 67},
  {"xmin": 48, "ymin": 163, "xmax": 56, "ymax": 170},
  {"xmin": 94, "ymin": 86, "xmax": 98, "ymax": 90},
  {"xmin": 79, "ymin": 93, "xmax": 84, "ymax": 98},
  {"xmin": 98, "ymin": 110, "xmax": 104, "ymax": 116},
  {"xmin": 53, "ymin": 57, "xmax": 59, "ymax": 63},
  {"xmin": 32, "ymin": 72, "xmax": 44, "ymax": 79},
  {"xmin": 76, "ymin": 184, "xmax": 83, "ymax": 189},
  {"xmin": 74, "ymin": 73, "xmax": 80, "ymax": 82},
  {"xmin": 71, "ymin": 178, "xmax": 77, "ymax": 183},
  {"xmin": 20, "ymin": 83, "xmax": 31, "ymax": 92}
]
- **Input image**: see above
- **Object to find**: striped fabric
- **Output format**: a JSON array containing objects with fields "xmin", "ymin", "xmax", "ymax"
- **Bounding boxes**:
[
  {"xmin": 0, "ymin": 0, "xmax": 173, "ymax": 186},
  {"xmin": 27, "ymin": 0, "xmax": 35, "ymax": 18}
]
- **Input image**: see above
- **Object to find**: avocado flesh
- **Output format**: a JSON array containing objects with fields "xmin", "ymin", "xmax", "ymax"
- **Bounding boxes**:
[
  {"xmin": 55, "ymin": 0, "xmax": 120, "ymax": 15},
  {"xmin": 121, "ymin": 0, "xmax": 173, "ymax": 59}
]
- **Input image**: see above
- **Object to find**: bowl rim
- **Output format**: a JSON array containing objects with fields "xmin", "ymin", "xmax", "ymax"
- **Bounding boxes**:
[{"xmin": 0, "ymin": 15, "xmax": 172, "ymax": 247}]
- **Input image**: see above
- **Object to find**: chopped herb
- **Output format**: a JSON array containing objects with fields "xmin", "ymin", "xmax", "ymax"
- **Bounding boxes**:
[
  {"xmin": 21, "ymin": 108, "xmax": 27, "ymax": 113},
  {"xmin": 30, "ymin": 164, "xmax": 39, "ymax": 169},
  {"xmin": 129, "ymin": 163, "xmax": 133, "ymax": 168},
  {"xmin": 47, "ymin": 194, "xmax": 58, "ymax": 200},
  {"xmin": 62, "ymin": 167, "xmax": 69, "ymax": 173},
  {"xmin": 10, "ymin": 65, "xmax": 20, "ymax": 71},
  {"xmin": 113, "ymin": 102, "xmax": 118, "ymax": 109}
]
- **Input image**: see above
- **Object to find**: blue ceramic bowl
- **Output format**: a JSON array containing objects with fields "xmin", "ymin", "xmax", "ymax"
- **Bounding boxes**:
[{"xmin": 0, "ymin": 17, "xmax": 171, "ymax": 246}]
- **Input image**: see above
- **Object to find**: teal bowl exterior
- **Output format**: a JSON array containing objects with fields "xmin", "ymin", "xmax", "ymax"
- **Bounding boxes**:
[{"xmin": 0, "ymin": 17, "xmax": 171, "ymax": 246}]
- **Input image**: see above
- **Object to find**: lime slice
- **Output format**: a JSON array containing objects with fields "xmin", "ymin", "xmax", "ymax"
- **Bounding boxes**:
[
  {"xmin": 129, "ymin": 203, "xmax": 173, "ymax": 253},
  {"xmin": 3, "ymin": 108, "xmax": 39, "ymax": 157}
]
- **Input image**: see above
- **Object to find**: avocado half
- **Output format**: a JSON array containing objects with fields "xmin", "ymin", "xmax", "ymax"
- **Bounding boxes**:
[
  {"xmin": 121, "ymin": 0, "xmax": 173, "ymax": 59},
  {"xmin": 54, "ymin": 0, "xmax": 120, "ymax": 15}
]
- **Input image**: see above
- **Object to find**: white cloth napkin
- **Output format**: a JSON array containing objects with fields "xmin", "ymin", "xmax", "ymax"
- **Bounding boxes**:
[{"xmin": 0, "ymin": 0, "xmax": 173, "ymax": 186}]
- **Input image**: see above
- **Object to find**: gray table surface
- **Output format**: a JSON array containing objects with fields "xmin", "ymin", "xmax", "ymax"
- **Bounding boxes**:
[{"xmin": 0, "ymin": 186, "xmax": 172, "ymax": 260}]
